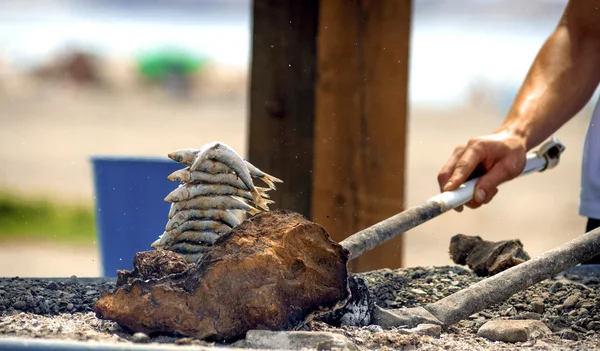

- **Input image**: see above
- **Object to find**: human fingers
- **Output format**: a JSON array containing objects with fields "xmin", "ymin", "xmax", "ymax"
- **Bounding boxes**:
[
  {"xmin": 443, "ymin": 142, "xmax": 486, "ymax": 192},
  {"xmin": 472, "ymin": 160, "xmax": 522, "ymax": 204},
  {"xmin": 438, "ymin": 145, "xmax": 466, "ymax": 192},
  {"xmin": 464, "ymin": 187, "xmax": 499, "ymax": 209}
]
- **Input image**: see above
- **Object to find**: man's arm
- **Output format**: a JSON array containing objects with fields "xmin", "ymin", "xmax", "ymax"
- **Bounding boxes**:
[{"xmin": 438, "ymin": 0, "xmax": 600, "ymax": 209}]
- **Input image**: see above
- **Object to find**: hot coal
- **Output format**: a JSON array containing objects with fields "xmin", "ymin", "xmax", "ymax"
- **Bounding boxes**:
[{"xmin": 0, "ymin": 276, "xmax": 114, "ymax": 316}]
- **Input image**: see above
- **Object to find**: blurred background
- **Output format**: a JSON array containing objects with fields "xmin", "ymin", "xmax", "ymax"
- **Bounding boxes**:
[{"xmin": 0, "ymin": 0, "xmax": 596, "ymax": 276}]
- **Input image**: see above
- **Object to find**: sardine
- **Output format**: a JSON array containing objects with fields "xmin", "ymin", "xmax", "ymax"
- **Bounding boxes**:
[
  {"xmin": 167, "ymin": 149, "xmax": 199, "ymax": 165},
  {"xmin": 157, "ymin": 229, "xmax": 222, "ymax": 247},
  {"xmin": 164, "ymin": 183, "xmax": 271, "ymax": 203},
  {"xmin": 166, "ymin": 241, "xmax": 212, "ymax": 254},
  {"xmin": 169, "ymin": 220, "xmax": 230, "ymax": 235},
  {"xmin": 167, "ymin": 169, "xmax": 248, "ymax": 189},
  {"xmin": 165, "ymin": 209, "xmax": 240, "ymax": 231},
  {"xmin": 169, "ymin": 148, "xmax": 283, "ymax": 189},
  {"xmin": 243, "ymin": 162, "xmax": 284, "ymax": 190},
  {"xmin": 168, "ymin": 195, "xmax": 260, "ymax": 218},
  {"xmin": 190, "ymin": 142, "xmax": 270, "ymax": 211}
]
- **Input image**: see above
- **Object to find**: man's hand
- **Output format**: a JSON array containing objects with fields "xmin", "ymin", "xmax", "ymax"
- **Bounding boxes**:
[{"xmin": 437, "ymin": 131, "xmax": 527, "ymax": 211}]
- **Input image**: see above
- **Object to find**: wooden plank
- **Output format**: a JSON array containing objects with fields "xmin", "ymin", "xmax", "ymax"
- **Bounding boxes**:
[
  {"xmin": 312, "ymin": 0, "xmax": 411, "ymax": 272},
  {"xmin": 247, "ymin": 0, "xmax": 319, "ymax": 216}
]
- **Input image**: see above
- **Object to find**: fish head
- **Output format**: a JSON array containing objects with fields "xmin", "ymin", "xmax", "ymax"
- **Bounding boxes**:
[{"xmin": 167, "ymin": 169, "xmax": 188, "ymax": 182}]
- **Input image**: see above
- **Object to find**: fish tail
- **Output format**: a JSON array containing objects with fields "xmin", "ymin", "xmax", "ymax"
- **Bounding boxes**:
[
  {"xmin": 260, "ymin": 174, "xmax": 283, "ymax": 190},
  {"xmin": 252, "ymin": 191, "xmax": 272, "ymax": 211},
  {"xmin": 256, "ymin": 187, "xmax": 271, "ymax": 199},
  {"xmin": 246, "ymin": 203, "xmax": 262, "ymax": 216}
]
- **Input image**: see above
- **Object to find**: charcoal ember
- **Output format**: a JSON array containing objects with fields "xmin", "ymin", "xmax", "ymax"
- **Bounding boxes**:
[
  {"xmin": 449, "ymin": 234, "xmax": 530, "ymax": 276},
  {"xmin": 94, "ymin": 210, "xmax": 349, "ymax": 342},
  {"xmin": 116, "ymin": 250, "xmax": 190, "ymax": 288}
]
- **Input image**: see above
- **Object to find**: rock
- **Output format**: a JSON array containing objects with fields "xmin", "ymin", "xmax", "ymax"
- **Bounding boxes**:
[
  {"xmin": 449, "ymin": 234, "xmax": 530, "ymax": 276},
  {"xmin": 45, "ymin": 282, "xmax": 59, "ymax": 291},
  {"xmin": 477, "ymin": 319, "xmax": 552, "ymax": 343},
  {"xmin": 549, "ymin": 281, "xmax": 563, "ymax": 293},
  {"xmin": 556, "ymin": 328, "xmax": 580, "ymax": 341},
  {"xmin": 410, "ymin": 288, "xmax": 427, "ymax": 295},
  {"xmin": 530, "ymin": 298, "xmax": 545, "ymax": 314},
  {"xmin": 517, "ymin": 312, "xmax": 542, "ymax": 320},
  {"xmin": 94, "ymin": 210, "xmax": 349, "ymax": 341},
  {"xmin": 243, "ymin": 330, "xmax": 358, "ymax": 351},
  {"xmin": 66, "ymin": 303, "xmax": 74, "ymax": 311},
  {"xmin": 131, "ymin": 332, "xmax": 150, "ymax": 343},
  {"xmin": 68, "ymin": 276, "xmax": 78, "ymax": 285},
  {"xmin": 12, "ymin": 301, "xmax": 26, "ymax": 310},
  {"xmin": 407, "ymin": 323, "xmax": 442, "ymax": 338},
  {"xmin": 116, "ymin": 250, "xmax": 190, "ymax": 288},
  {"xmin": 563, "ymin": 293, "xmax": 580, "ymax": 309},
  {"xmin": 588, "ymin": 321, "xmax": 600, "ymax": 331}
]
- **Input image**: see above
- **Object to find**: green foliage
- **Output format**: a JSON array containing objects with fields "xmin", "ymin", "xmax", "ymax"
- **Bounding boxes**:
[{"xmin": 0, "ymin": 192, "xmax": 96, "ymax": 243}]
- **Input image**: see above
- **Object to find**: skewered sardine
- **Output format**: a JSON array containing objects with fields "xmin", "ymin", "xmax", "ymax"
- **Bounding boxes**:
[
  {"xmin": 152, "ymin": 229, "xmax": 222, "ymax": 248},
  {"xmin": 165, "ymin": 241, "xmax": 212, "ymax": 254},
  {"xmin": 169, "ymin": 148, "xmax": 283, "ymax": 189},
  {"xmin": 167, "ymin": 169, "xmax": 248, "ymax": 189},
  {"xmin": 164, "ymin": 183, "xmax": 271, "ymax": 203},
  {"xmin": 165, "ymin": 209, "xmax": 240, "ymax": 231},
  {"xmin": 190, "ymin": 142, "xmax": 270, "ymax": 210},
  {"xmin": 168, "ymin": 196, "xmax": 261, "ymax": 218}
]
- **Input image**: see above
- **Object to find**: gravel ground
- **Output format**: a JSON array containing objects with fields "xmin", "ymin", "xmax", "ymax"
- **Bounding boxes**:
[{"xmin": 1, "ymin": 267, "xmax": 599, "ymax": 350}]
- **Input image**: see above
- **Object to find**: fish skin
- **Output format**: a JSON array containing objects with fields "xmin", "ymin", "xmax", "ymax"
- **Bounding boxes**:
[
  {"xmin": 168, "ymin": 146, "xmax": 283, "ymax": 190},
  {"xmin": 164, "ymin": 183, "xmax": 271, "ymax": 203},
  {"xmin": 165, "ymin": 209, "xmax": 240, "ymax": 231},
  {"xmin": 167, "ymin": 169, "xmax": 248, "ymax": 189},
  {"xmin": 190, "ymin": 142, "xmax": 269, "ymax": 211},
  {"xmin": 168, "ymin": 195, "xmax": 260, "ymax": 218},
  {"xmin": 159, "ymin": 229, "xmax": 222, "ymax": 247},
  {"xmin": 168, "ymin": 220, "xmax": 231, "ymax": 236},
  {"xmin": 166, "ymin": 240, "xmax": 212, "ymax": 253}
]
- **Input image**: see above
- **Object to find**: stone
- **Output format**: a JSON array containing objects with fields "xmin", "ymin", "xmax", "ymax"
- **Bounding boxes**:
[
  {"xmin": 243, "ymin": 330, "xmax": 358, "ymax": 351},
  {"xmin": 588, "ymin": 321, "xmax": 600, "ymax": 331},
  {"xmin": 115, "ymin": 250, "xmax": 190, "ymax": 288},
  {"xmin": 12, "ymin": 301, "xmax": 26, "ymax": 310},
  {"xmin": 556, "ymin": 328, "xmax": 580, "ymax": 341},
  {"xmin": 131, "ymin": 332, "xmax": 150, "ymax": 343},
  {"xmin": 449, "ymin": 234, "xmax": 530, "ymax": 277},
  {"xmin": 477, "ymin": 319, "xmax": 552, "ymax": 343},
  {"xmin": 530, "ymin": 298, "xmax": 545, "ymax": 314},
  {"xmin": 94, "ymin": 210, "xmax": 349, "ymax": 341},
  {"xmin": 549, "ymin": 281, "xmax": 563, "ymax": 293},
  {"xmin": 407, "ymin": 323, "xmax": 442, "ymax": 338},
  {"xmin": 45, "ymin": 282, "xmax": 59, "ymax": 291},
  {"xmin": 563, "ymin": 293, "xmax": 580, "ymax": 309}
]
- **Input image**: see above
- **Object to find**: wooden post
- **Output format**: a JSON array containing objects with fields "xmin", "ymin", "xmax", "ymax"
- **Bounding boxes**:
[
  {"xmin": 247, "ymin": 0, "xmax": 319, "ymax": 216},
  {"xmin": 312, "ymin": 0, "xmax": 411, "ymax": 272}
]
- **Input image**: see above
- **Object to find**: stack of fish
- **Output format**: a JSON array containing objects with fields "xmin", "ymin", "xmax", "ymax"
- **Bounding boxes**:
[{"xmin": 151, "ymin": 142, "xmax": 283, "ymax": 263}]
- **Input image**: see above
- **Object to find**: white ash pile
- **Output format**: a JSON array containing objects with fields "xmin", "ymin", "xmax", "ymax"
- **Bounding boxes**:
[{"xmin": 151, "ymin": 142, "xmax": 283, "ymax": 263}]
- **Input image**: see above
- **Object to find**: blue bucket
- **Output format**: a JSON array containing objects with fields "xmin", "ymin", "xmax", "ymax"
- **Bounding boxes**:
[{"xmin": 91, "ymin": 156, "xmax": 182, "ymax": 277}]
